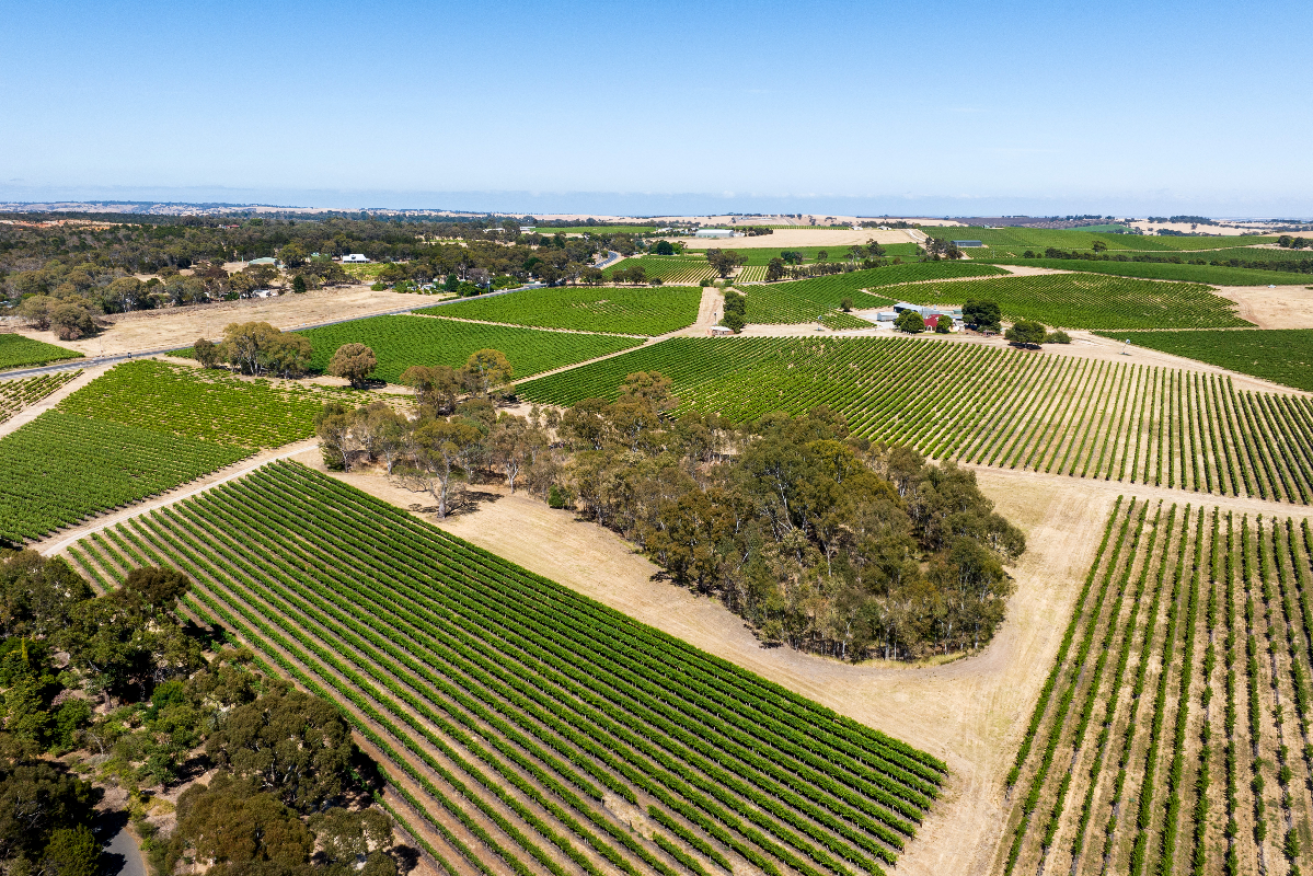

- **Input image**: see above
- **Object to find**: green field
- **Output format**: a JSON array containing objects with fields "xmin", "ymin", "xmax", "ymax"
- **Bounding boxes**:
[
  {"xmin": 0, "ymin": 360, "xmax": 386, "ymax": 543},
  {"xmin": 519, "ymin": 336, "xmax": 1313, "ymax": 504},
  {"xmin": 890, "ymin": 273, "xmax": 1250, "ymax": 330},
  {"xmin": 418, "ymin": 285, "xmax": 703, "ymax": 336},
  {"xmin": 0, "ymin": 370, "xmax": 81, "ymax": 424},
  {"xmin": 0, "ymin": 410, "xmax": 248, "ymax": 543},
  {"xmin": 603, "ymin": 256, "xmax": 718, "ymax": 285},
  {"xmin": 0, "ymin": 334, "xmax": 85, "ymax": 371},
  {"xmin": 741, "ymin": 262, "xmax": 1006, "ymax": 326},
  {"xmin": 67, "ymin": 461, "xmax": 947, "ymax": 876},
  {"xmin": 297, "ymin": 314, "xmax": 645, "ymax": 383},
  {"xmin": 736, "ymin": 244, "xmax": 922, "ymax": 266},
  {"xmin": 921, "ymin": 226, "xmax": 1278, "ymax": 256},
  {"xmin": 971, "ymin": 258, "xmax": 1306, "ymax": 286},
  {"xmin": 1094, "ymin": 328, "xmax": 1313, "ymax": 392},
  {"xmin": 58, "ymin": 359, "xmax": 350, "ymax": 448}
]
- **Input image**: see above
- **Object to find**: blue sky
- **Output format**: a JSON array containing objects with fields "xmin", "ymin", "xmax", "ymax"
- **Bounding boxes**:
[{"xmin": 1, "ymin": 0, "xmax": 1309, "ymax": 216}]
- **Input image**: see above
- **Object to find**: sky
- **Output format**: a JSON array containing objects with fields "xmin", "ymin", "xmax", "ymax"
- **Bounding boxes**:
[{"xmin": 1, "ymin": 0, "xmax": 1310, "ymax": 217}]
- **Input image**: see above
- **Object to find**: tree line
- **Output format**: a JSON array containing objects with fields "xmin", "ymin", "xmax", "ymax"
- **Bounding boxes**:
[
  {"xmin": 1023, "ymin": 246, "xmax": 1312, "ymax": 275},
  {"xmin": 315, "ymin": 369, "xmax": 1026, "ymax": 661},
  {"xmin": 0, "ymin": 551, "xmax": 410, "ymax": 876}
]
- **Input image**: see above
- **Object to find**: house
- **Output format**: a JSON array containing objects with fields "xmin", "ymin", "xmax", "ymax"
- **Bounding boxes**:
[
  {"xmin": 710, "ymin": 325, "xmax": 735, "ymax": 336},
  {"xmin": 951, "ymin": 240, "xmax": 984, "ymax": 248},
  {"xmin": 893, "ymin": 302, "xmax": 963, "ymax": 321},
  {"xmin": 519, "ymin": 226, "xmax": 536, "ymax": 234},
  {"xmin": 694, "ymin": 228, "xmax": 735, "ymax": 239},
  {"xmin": 341, "ymin": 254, "xmax": 370, "ymax": 264},
  {"xmin": 252, "ymin": 288, "xmax": 279, "ymax": 299}
]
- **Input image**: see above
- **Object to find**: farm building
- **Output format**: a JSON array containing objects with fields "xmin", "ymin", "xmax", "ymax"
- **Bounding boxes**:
[
  {"xmin": 341, "ymin": 253, "xmax": 370, "ymax": 264},
  {"xmin": 893, "ymin": 302, "xmax": 963, "ymax": 321},
  {"xmin": 694, "ymin": 228, "xmax": 735, "ymax": 239},
  {"xmin": 951, "ymin": 240, "xmax": 984, "ymax": 247},
  {"xmin": 247, "ymin": 257, "xmax": 279, "ymax": 266}
]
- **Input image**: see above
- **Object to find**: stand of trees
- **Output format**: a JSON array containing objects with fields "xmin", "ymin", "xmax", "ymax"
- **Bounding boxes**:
[
  {"xmin": 0, "ymin": 550, "xmax": 409, "ymax": 876},
  {"xmin": 315, "ymin": 371, "xmax": 1026, "ymax": 661},
  {"xmin": 195, "ymin": 321, "xmax": 314, "ymax": 378}
]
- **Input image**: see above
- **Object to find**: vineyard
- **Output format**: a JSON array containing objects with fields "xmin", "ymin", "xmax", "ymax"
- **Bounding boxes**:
[
  {"xmin": 736, "ymin": 245, "xmax": 922, "ymax": 266},
  {"xmin": 0, "ymin": 410, "xmax": 248, "ymax": 543},
  {"xmin": 738, "ymin": 262, "xmax": 1005, "ymax": 326},
  {"xmin": 1098, "ymin": 329, "xmax": 1313, "ymax": 393},
  {"xmin": 297, "ymin": 315, "xmax": 645, "ymax": 383},
  {"xmin": 920, "ymin": 226, "xmax": 1278, "ymax": 257},
  {"xmin": 973, "ymin": 258, "xmax": 1306, "ymax": 287},
  {"xmin": 0, "ymin": 370, "xmax": 80, "ymax": 423},
  {"xmin": 891, "ymin": 273, "xmax": 1251, "ymax": 330},
  {"xmin": 0, "ymin": 333, "xmax": 84, "ymax": 371},
  {"xmin": 603, "ymin": 256, "xmax": 718, "ymax": 286},
  {"xmin": 1001, "ymin": 498, "xmax": 1313, "ymax": 876},
  {"xmin": 64, "ymin": 461, "xmax": 948, "ymax": 876},
  {"xmin": 0, "ymin": 359, "xmax": 388, "ymax": 543},
  {"xmin": 518, "ymin": 336, "xmax": 1313, "ymax": 505},
  {"xmin": 417, "ymin": 285, "xmax": 703, "ymax": 336}
]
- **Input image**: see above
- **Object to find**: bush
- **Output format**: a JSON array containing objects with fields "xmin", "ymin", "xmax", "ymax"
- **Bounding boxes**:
[
  {"xmin": 840, "ymin": 297, "xmax": 854, "ymax": 313},
  {"xmin": 895, "ymin": 310, "xmax": 925, "ymax": 333},
  {"xmin": 1047, "ymin": 330, "xmax": 1072, "ymax": 344},
  {"xmin": 548, "ymin": 484, "xmax": 569, "ymax": 509}
]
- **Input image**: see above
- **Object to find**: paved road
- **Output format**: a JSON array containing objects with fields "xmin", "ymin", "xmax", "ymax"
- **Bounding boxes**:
[{"xmin": 101, "ymin": 816, "xmax": 146, "ymax": 876}]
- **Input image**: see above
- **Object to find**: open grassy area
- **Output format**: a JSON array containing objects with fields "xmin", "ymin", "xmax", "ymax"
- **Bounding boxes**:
[
  {"xmin": 889, "ymin": 273, "xmax": 1250, "ymax": 330},
  {"xmin": 297, "ymin": 314, "xmax": 644, "ymax": 383},
  {"xmin": 973, "ymin": 257, "xmax": 1307, "ymax": 286},
  {"xmin": 1095, "ymin": 328, "xmax": 1313, "ymax": 391},
  {"xmin": 0, "ymin": 333, "xmax": 85, "ymax": 371},
  {"xmin": 68, "ymin": 460, "xmax": 947, "ymax": 876},
  {"xmin": 417, "ymin": 284, "xmax": 703, "ymax": 336},
  {"xmin": 520, "ymin": 335, "xmax": 1313, "ymax": 504}
]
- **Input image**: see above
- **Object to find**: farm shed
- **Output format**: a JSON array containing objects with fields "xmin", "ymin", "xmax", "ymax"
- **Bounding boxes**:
[
  {"xmin": 894, "ymin": 302, "xmax": 964, "ymax": 320},
  {"xmin": 951, "ymin": 240, "xmax": 984, "ymax": 247},
  {"xmin": 247, "ymin": 257, "xmax": 279, "ymax": 266},
  {"xmin": 341, "ymin": 253, "xmax": 370, "ymax": 264},
  {"xmin": 694, "ymin": 228, "xmax": 735, "ymax": 239}
]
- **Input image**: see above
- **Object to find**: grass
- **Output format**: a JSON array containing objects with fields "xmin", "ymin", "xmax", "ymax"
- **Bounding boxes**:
[
  {"xmin": 1095, "ymin": 328, "xmax": 1313, "ymax": 392},
  {"xmin": 973, "ymin": 258, "xmax": 1307, "ymax": 286},
  {"xmin": 921, "ymin": 226, "xmax": 1278, "ymax": 256},
  {"xmin": 417, "ymin": 285, "xmax": 703, "ymax": 336},
  {"xmin": 296, "ymin": 315, "xmax": 644, "ymax": 383},
  {"xmin": 889, "ymin": 273, "xmax": 1251, "ymax": 330},
  {"xmin": 519, "ymin": 335, "xmax": 1313, "ymax": 503},
  {"xmin": 71, "ymin": 460, "xmax": 947, "ymax": 876},
  {"xmin": 741, "ymin": 262, "xmax": 1006, "ymax": 325},
  {"xmin": 0, "ymin": 334, "xmax": 85, "ymax": 371}
]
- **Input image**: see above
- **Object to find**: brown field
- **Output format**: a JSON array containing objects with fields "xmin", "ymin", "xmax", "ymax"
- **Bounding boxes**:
[{"xmin": 674, "ymin": 228, "xmax": 922, "ymax": 249}]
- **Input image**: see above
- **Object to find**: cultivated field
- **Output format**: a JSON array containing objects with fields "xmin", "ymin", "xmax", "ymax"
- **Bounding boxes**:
[
  {"xmin": 925, "ymin": 227, "xmax": 1278, "ymax": 257},
  {"xmin": 603, "ymin": 256, "xmax": 719, "ymax": 286},
  {"xmin": 974, "ymin": 258, "xmax": 1308, "ymax": 287},
  {"xmin": 422, "ymin": 285, "xmax": 703, "ymax": 336},
  {"xmin": 1001, "ymin": 498, "xmax": 1313, "ymax": 876},
  {"xmin": 0, "ymin": 370, "xmax": 81, "ymax": 423},
  {"xmin": 0, "ymin": 332, "xmax": 83, "ymax": 370},
  {"xmin": 519, "ymin": 336, "xmax": 1313, "ymax": 505},
  {"xmin": 66, "ymin": 461, "xmax": 948, "ymax": 876},
  {"xmin": 1100, "ymin": 329, "xmax": 1313, "ymax": 393},
  {"xmin": 296, "ymin": 315, "xmax": 646, "ymax": 383},
  {"xmin": 893, "ymin": 273, "xmax": 1250, "ymax": 330}
]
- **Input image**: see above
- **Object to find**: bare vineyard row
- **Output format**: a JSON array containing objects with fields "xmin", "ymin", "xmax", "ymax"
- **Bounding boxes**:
[{"xmin": 1002, "ymin": 497, "xmax": 1312, "ymax": 876}]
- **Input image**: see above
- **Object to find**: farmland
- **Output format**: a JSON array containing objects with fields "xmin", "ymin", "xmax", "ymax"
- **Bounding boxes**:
[
  {"xmin": 892, "ymin": 273, "xmax": 1251, "ymax": 330},
  {"xmin": 66, "ymin": 461, "xmax": 948, "ymax": 876},
  {"xmin": 296, "ymin": 315, "xmax": 645, "ymax": 383},
  {"xmin": 519, "ymin": 336, "xmax": 1313, "ymax": 504},
  {"xmin": 0, "ymin": 360, "xmax": 380, "ymax": 543},
  {"xmin": 736, "ymin": 244, "xmax": 922, "ymax": 266},
  {"xmin": 1001, "ymin": 498, "xmax": 1313, "ymax": 876},
  {"xmin": 0, "ymin": 333, "xmax": 84, "ymax": 371},
  {"xmin": 740, "ymin": 262, "xmax": 1006, "ymax": 326},
  {"xmin": 921, "ymin": 226, "xmax": 1278, "ymax": 256},
  {"xmin": 972, "ymin": 258, "xmax": 1307, "ymax": 286},
  {"xmin": 604, "ymin": 256, "xmax": 718, "ymax": 286},
  {"xmin": 418, "ymin": 285, "xmax": 703, "ymax": 336},
  {"xmin": 0, "ymin": 370, "xmax": 80, "ymax": 424},
  {"xmin": 1099, "ymin": 329, "xmax": 1313, "ymax": 392}
]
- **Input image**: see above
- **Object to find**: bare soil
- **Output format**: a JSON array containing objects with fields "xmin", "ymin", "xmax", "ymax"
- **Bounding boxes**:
[
  {"xmin": 11, "ymin": 285, "xmax": 423, "ymax": 356},
  {"xmin": 1214, "ymin": 283, "xmax": 1313, "ymax": 329},
  {"xmin": 675, "ymin": 229, "xmax": 921, "ymax": 250}
]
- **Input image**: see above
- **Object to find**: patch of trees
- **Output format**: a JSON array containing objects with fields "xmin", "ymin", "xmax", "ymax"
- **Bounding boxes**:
[
  {"xmin": 924, "ymin": 238, "xmax": 965, "ymax": 261},
  {"xmin": 1277, "ymin": 236, "xmax": 1311, "ymax": 250},
  {"xmin": 314, "ymin": 373, "xmax": 1026, "ymax": 661},
  {"xmin": 0, "ymin": 549, "xmax": 410, "ymax": 876},
  {"xmin": 1004, "ymin": 320, "xmax": 1070, "ymax": 348},
  {"xmin": 721, "ymin": 290, "xmax": 747, "ymax": 333},
  {"xmin": 705, "ymin": 249, "xmax": 746, "ymax": 278},
  {"xmin": 963, "ymin": 299, "xmax": 1001, "ymax": 332},
  {"xmin": 195, "ymin": 321, "xmax": 313, "ymax": 378}
]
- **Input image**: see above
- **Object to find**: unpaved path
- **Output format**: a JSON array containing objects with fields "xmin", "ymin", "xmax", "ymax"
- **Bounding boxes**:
[{"xmin": 682, "ymin": 286, "xmax": 725, "ymax": 335}]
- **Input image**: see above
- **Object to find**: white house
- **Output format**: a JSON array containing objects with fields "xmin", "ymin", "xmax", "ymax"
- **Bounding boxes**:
[
  {"xmin": 694, "ymin": 228, "xmax": 735, "ymax": 239},
  {"xmin": 341, "ymin": 253, "xmax": 370, "ymax": 264}
]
